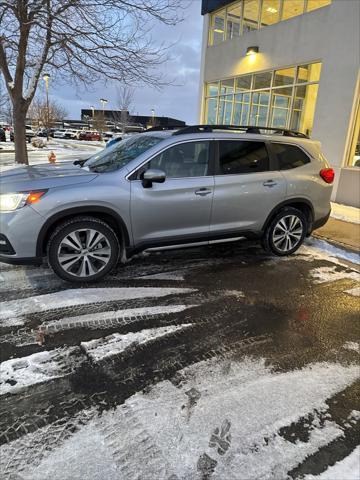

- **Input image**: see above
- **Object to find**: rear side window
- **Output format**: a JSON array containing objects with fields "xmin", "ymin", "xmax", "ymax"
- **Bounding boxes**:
[
  {"xmin": 218, "ymin": 141, "xmax": 269, "ymax": 175},
  {"xmin": 272, "ymin": 143, "xmax": 311, "ymax": 170}
]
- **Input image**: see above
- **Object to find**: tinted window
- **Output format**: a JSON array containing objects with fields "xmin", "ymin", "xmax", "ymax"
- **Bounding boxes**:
[
  {"xmin": 218, "ymin": 141, "xmax": 269, "ymax": 174},
  {"xmin": 272, "ymin": 143, "xmax": 310, "ymax": 170},
  {"xmin": 140, "ymin": 141, "xmax": 210, "ymax": 178}
]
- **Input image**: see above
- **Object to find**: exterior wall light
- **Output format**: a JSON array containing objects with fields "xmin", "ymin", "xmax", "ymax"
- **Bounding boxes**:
[{"xmin": 246, "ymin": 46, "xmax": 259, "ymax": 56}]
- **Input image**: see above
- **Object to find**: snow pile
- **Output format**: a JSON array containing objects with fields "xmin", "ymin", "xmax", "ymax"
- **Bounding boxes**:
[
  {"xmin": 331, "ymin": 202, "xmax": 360, "ymax": 225},
  {"xmin": 81, "ymin": 324, "xmax": 193, "ymax": 361},
  {"xmin": 0, "ymin": 287, "xmax": 195, "ymax": 326},
  {"xmin": 0, "ymin": 347, "xmax": 82, "ymax": 395},
  {"xmin": 304, "ymin": 446, "xmax": 360, "ymax": 480},
  {"xmin": 19, "ymin": 358, "xmax": 359, "ymax": 480}
]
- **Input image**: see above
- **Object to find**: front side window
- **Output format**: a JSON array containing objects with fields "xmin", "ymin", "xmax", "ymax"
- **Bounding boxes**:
[
  {"xmin": 143, "ymin": 141, "xmax": 211, "ymax": 178},
  {"xmin": 84, "ymin": 135, "xmax": 164, "ymax": 173},
  {"xmin": 218, "ymin": 141, "xmax": 269, "ymax": 174},
  {"xmin": 272, "ymin": 143, "xmax": 310, "ymax": 170}
]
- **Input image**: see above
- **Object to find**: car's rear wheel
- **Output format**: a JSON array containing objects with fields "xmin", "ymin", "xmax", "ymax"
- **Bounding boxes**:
[
  {"xmin": 48, "ymin": 216, "xmax": 120, "ymax": 282},
  {"xmin": 262, "ymin": 207, "xmax": 307, "ymax": 256}
]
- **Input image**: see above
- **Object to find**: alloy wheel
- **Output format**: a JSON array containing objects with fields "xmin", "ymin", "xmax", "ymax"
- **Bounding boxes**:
[
  {"xmin": 57, "ymin": 228, "xmax": 112, "ymax": 278},
  {"xmin": 271, "ymin": 215, "xmax": 304, "ymax": 253}
]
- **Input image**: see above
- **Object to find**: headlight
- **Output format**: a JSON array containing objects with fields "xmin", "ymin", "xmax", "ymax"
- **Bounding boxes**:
[{"xmin": 0, "ymin": 191, "xmax": 47, "ymax": 211}]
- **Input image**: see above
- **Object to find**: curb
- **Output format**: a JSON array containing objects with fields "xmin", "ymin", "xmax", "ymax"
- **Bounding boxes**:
[{"xmin": 313, "ymin": 232, "xmax": 360, "ymax": 255}]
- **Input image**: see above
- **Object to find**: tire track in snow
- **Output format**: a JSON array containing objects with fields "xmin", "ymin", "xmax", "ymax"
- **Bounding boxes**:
[{"xmin": 0, "ymin": 287, "xmax": 195, "ymax": 327}]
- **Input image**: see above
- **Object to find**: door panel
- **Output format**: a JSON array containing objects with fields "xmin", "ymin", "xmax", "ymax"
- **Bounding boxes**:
[
  {"xmin": 130, "ymin": 177, "xmax": 215, "ymax": 245},
  {"xmin": 210, "ymin": 172, "xmax": 286, "ymax": 233},
  {"xmin": 210, "ymin": 140, "xmax": 286, "ymax": 234},
  {"xmin": 130, "ymin": 140, "xmax": 215, "ymax": 246}
]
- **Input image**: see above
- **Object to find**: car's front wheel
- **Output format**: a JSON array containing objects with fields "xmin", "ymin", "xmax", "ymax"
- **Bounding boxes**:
[
  {"xmin": 262, "ymin": 207, "xmax": 307, "ymax": 256},
  {"xmin": 48, "ymin": 216, "xmax": 120, "ymax": 282}
]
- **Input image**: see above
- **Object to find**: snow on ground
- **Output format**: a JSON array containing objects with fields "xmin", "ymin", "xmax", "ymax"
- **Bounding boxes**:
[
  {"xmin": 0, "ymin": 347, "xmax": 82, "ymax": 395},
  {"xmin": 82, "ymin": 324, "xmax": 193, "ymax": 362},
  {"xmin": 19, "ymin": 357, "xmax": 359, "ymax": 480},
  {"xmin": 304, "ymin": 446, "xmax": 360, "ymax": 480},
  {"xmin": 309, "ymin": 266, "xmax": 360, "ymax": 284},
  {"xmin": 343, "ymin": 342, "xmax": 360, "ymax": 353},
  {"xmin": 41, "ymin": 305, "xmax": 196, "ymax": 331},
  {"xmin": 305, "ymin": 238, "xmax": 360, "ymax": 265},
  {"xmin": 135, "ymin": 271, "xmax": 185, "ymax": 281},
  {"xmin": 0, "ymin": 287, "xmax": 195, "ymax": 326},
  {"xmin": 345, "ymin": 286, "xmax": 360, "ymax": 297},
  {"xmin": 331, "ymin": 202, "xmax": 360, "ymax": 225}
]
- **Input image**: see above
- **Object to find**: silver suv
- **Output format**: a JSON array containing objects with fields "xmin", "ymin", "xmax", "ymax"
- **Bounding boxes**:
[{"xmin": 0, "ymin": 125, "xmax": 334, "ymax": 282}]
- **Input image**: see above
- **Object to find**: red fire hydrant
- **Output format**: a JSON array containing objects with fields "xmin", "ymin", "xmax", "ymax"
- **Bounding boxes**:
[{"xmin": 48, "ymin": 151, "xmax": 57, "ymax": 164}]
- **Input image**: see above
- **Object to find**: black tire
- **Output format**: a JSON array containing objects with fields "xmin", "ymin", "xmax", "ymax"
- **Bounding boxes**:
[
  {"xmin": 47, "ymin": 216, "xmax": 120, "ymax": 283},
  {"xmin": 261, "ymin": 207, "xmax": 307, "ymax": 256}
]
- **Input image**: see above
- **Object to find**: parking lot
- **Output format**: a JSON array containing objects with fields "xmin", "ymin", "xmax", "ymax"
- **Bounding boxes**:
[{"xmin": 0, "ymin": 237, "xmax": 359, "ymax": 479}]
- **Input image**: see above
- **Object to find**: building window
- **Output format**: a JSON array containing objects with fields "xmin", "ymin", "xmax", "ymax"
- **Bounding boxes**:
[
  {"xmin": 204, "ymin": 62, "xmax": 321, "ymax": 136},
  {"xmin": 208, "ymin": 0, "xmax": 332, "ymax": 46}
]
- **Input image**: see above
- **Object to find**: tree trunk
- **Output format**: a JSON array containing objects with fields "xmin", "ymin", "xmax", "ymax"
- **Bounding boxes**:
[{"xmin": 13, "ymin": 104, "xmax": 29, "ymax": 165}]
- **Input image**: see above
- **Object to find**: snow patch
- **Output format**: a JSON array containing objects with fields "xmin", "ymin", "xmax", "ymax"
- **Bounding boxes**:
[
  {"xmin": 81, "ymin": 324, "xmax": 193, "ymax": 362},
  {"xmin": 135, "ymin": 271, "xmax": 185, "ymax": 281},
  {"xmin": 18, "ymin": 358, "xmax": 359, "ymax": 480},
  {"xmin": 304, "ymin": 446, "xmax": 360, "ymax": 480},
  {"xmin": 309, "ymin": 266, "xmax": 360, "ymax": 284},
  {"xmin": 305, "ymin": 238, "xmax": 360, "ymax": 265},
  {"xmin": 343, "ymin": 342, "xmax": 360, "ymax": 353},
  {"xmin": 0, "ymin": 347, "xmax": 82, "ymax": 395},
  {"xmin": 330, "ymin": 202, "xmax": 360, "ymax": 225},
  {"xmin": 0, "ymin": 287, "xmax": 195, "ymax": 325},
  {"xmin": 41, "ymin": 305, "xmax": 195, "ymax": 331},
  {"xmin": 345, "ymin": 286, "xmax": 360, "ymax": 297}
]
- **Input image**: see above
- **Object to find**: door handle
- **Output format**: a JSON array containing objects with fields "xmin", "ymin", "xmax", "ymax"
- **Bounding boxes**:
[
  {"xmin": 195, "ymin": 188, "xmax": 212, "ymax": 196},
  {"xmin": 263, "ymin": 180, "xmax": 277, "ymax": 187}
]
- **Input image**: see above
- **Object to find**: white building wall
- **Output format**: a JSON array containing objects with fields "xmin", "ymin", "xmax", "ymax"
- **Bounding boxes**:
[{"xmin": 199, "ymin": 0, "xmax": 360, "ymax": 204}]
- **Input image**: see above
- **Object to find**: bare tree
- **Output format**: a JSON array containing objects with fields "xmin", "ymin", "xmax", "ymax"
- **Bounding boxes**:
[
  {"xmin": 0, "ymin": 78, "xmax": 12, "ymax": 124},
  {"xmin": 0, "ymin": 0, "xmax": 183, "ymax": 164},
  {"xmin": 28, "ymin": 97, "xmax": 68, "ymax": 129},
  {"xmin": 116, "ymin": 84, "xmax": 135, "ymax": 133}
]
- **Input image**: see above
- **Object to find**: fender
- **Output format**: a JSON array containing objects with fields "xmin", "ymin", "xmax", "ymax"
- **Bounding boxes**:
[
  {"xmin": 262, "ymin": 197, "xmax": 315, "ymax": 232},
  {"xmin": 36, "ymin": 205, "xmax": 131, "ymax": 257}
]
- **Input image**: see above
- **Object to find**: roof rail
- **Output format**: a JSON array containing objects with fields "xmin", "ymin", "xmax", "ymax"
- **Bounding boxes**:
[
  {"xmin": 145, "ymin": 125, "xmax": 186, "ymax": 132},
  {"xmin": 172, "ymin": 125, "xmax": 309, "ymax": 139}
]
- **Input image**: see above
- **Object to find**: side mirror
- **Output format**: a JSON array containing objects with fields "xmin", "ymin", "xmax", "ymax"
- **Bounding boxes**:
[{"xmin": 142, "ymin": 169, "xmax": 166, "ymax": 188}]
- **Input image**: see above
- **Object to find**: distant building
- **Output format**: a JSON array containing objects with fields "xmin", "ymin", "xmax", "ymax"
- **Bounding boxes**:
[
  {"xmin": 199, "ymin": 0, "xmax": 360, "ymax": 207},
  {"xmin": 80, "ymin": 109, "xmax": 186, "ymax": 129}
]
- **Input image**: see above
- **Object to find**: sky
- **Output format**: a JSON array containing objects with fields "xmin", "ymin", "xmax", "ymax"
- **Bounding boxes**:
[{"xmin": 50, "ymin": 1, "xmax": 204, "ymax": 124}]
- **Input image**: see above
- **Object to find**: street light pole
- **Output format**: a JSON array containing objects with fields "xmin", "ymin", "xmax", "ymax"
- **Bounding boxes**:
[
  {"xmin": 90, "ymin": 105, "xmax": 95, "ymax": 127},
  {"xmin": 99, "ymin": 98, "xmax": 108, "ymax": 133},
  {"xmin": 43, "ymin": 73, "xmax": 50, "ymax": 141},
  {"xmin": 151, "ymin": 108, "xmax": 155, "ymax": 126}
]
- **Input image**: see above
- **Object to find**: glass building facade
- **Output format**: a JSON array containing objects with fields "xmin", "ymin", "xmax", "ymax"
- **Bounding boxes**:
[
  {"xmin": 204, "ymin": 62, "xmax": 321, "ymax": 135},
  {"xmin": 208, "ymin": 0, "xmax": 332, "ymax": 45}
]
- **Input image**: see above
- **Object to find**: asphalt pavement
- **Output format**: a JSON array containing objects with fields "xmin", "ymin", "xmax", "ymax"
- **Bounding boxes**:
[{"xmin": 0, "ymin": 239, "xmax": 359, "ymax": 479}]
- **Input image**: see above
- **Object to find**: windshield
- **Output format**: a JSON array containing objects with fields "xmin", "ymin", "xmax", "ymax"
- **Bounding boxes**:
[{"xmin": 83, "ymin": 134, "xmax": 164, "ymax": 173}]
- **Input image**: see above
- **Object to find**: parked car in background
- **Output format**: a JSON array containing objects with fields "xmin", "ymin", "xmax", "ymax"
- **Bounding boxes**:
[
  {"xmin": 0, "ymin": 125, "xmax": 334, "ymax": 282},
  {"xmin": 63, "ymin": 129, "xmax": 79, "ymax": 139},
  {"xmin": 37, "ymin": 128, "xmax": 56, "ymax": 138},
  {"xmin": 10, "ymin": 125, "xmax": 35, "ymax": 143},
  {"xmin": 0, "ymin": 128, "xmax": 6, "ymax": 142},
  {"xmin": 53, "ymin": 129, "xmax": 67, "ymax": 139},
  {"xmin": 77, "ymin": 130, "xmax": 102, "ymax": 141}
]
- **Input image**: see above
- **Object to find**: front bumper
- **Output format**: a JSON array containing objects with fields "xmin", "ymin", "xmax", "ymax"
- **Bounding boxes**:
[{"xmin": 0, "ymin": 206, "xmax": 45, "ymax": 265}]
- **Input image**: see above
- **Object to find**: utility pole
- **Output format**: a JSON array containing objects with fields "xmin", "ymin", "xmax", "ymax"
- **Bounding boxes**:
[{"xmin": 43, "ymin": 73, "xmax": 51, "ymax": 141}]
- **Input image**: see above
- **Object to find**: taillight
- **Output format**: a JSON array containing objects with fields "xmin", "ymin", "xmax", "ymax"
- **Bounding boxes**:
[{"xmin": 320, "ymin": 168, "xmax": 334, "ymax": 184}]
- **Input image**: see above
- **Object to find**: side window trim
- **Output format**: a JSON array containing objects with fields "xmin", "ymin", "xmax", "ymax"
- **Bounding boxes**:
[
  {"xmin": 214, "ymin": 139, "xmax": 272, "ymax": 175},
  {"xmin": 128, "ymin": 139, "xmax": 216, "ymax": 180}
]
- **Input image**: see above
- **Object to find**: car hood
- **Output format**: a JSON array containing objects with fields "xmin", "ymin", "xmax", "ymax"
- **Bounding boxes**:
[{"xmin": 0, "ymin": 163, "xmax": 98, "ymax": 193}]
